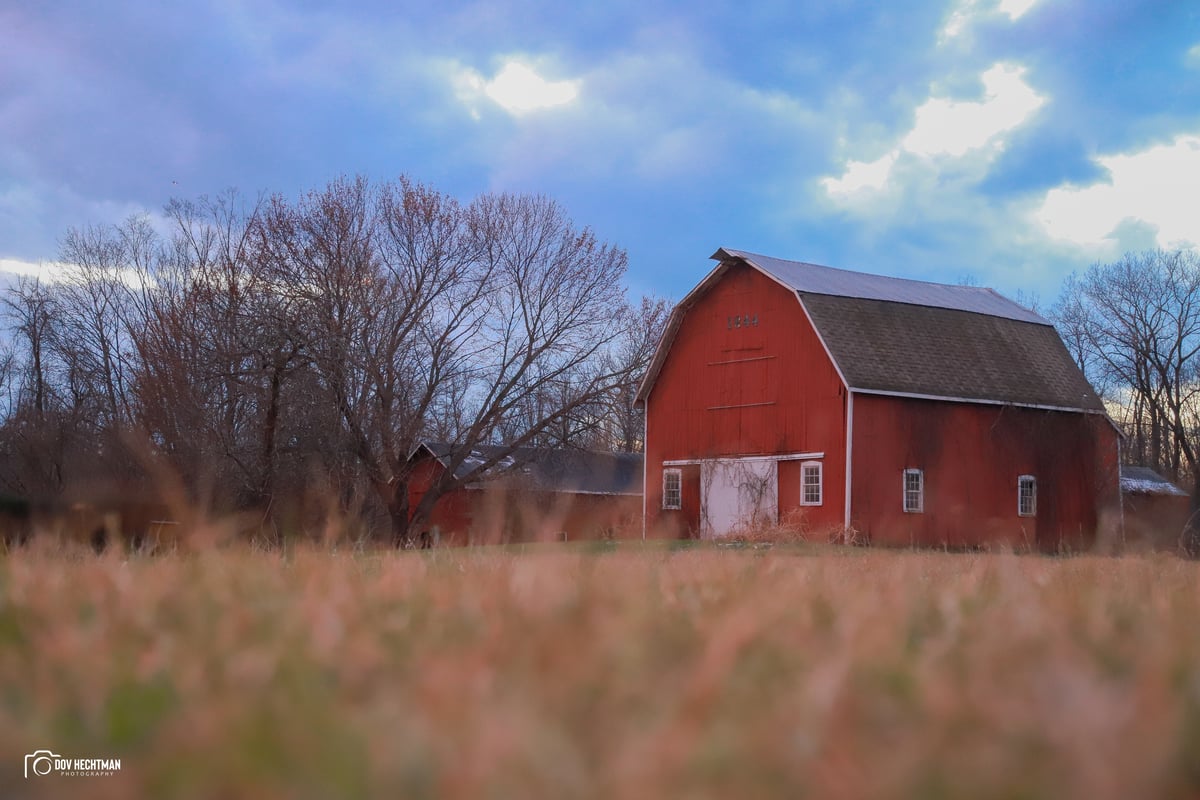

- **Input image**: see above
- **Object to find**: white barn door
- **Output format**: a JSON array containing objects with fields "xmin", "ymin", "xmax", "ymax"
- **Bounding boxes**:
[{"xmin": 701, "ymin": 459, "xmax": 778, "ymax": 538}]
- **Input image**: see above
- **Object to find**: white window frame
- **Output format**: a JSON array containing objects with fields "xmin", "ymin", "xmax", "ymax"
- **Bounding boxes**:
[
  {"xmin": 903, "ymin": 468, "xmax": 924, "ymax": 513},
  {"xmin": 1018, "ymin": 474, "xmax": 1036, "ymax": 517},
  {"xmin": 800, "ymin": 460, "xmax": 823, "ymax": 506},
  {"xmin": 662, "ymin": 468, "xmax": 682, "ymax": 510}
]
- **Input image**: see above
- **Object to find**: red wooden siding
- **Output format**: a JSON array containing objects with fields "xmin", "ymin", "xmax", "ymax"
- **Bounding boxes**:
[
  {"xmin": 1123, "ymin": 493, "xmax": 1190, "ymax": 550},
  {"xmin": 407, "ymin": 458, "xmax": 473, "ymax": 541},
  {"xmin": 849, "ymin": 394, "xmax": 1120, "ymax": 550},
  {"xmin": 408, "ymin": 456, "xmax": 641, "ymax": 545},
  {"xmin": 644, "ymin": 262, "xmax": 848, "ymax": 536}
]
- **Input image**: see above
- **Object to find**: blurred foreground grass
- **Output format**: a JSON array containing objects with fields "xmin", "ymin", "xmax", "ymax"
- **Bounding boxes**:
[{"xmin": 1, "ymin": 543, "xmax": 1199, "ymax": 799}]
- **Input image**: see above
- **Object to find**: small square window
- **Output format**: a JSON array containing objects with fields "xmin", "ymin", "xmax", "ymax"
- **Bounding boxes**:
[
  {"xmin": 663, "ymin": 468, "xmax": 682, "ymax": 510},
  {"xmin": 903, "ymin": 469, "xmax": 924, "ymax": 513},
  {"xmin": 1018, "ymin": 475, "xmax": 1036, "ymax": 517},
  {"xmin": 800, "ymin": 461, "xmax": 822, "ymax": 506}
]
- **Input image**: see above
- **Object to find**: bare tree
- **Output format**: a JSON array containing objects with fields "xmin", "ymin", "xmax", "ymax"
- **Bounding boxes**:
[
  {"xmin": 0, "ymin": 339, "xmax": 15, "ymax": 419},
  {"xmin": 408, "ymin": 192, "xmax": 632, "ymax": 530},
  {"xmin": 256, "ymin": 177, "xmax": 636, "ymax": 542},
  {"xmin": 124, "ymin": 191, "xmax": 329, "ymax": 518},
  {"xmin": 1053, "ymin": 249, "xmax": 1200, "ymax": 544},
  {"xmin": 493, "ymin": 294, "xmax": 669, "ymax": 452},
  {"xmin": 0, "ymin": 175, "xmax": 652, "ymax": 545},
  {"xmin": 603, "ymin": 295, "xmax": 671, "ymax": 452},
  {"xmin": 0, "ymin": 277, "xmax": 70, "ymax": 497},
  {"xmin": 57, "ymin": 223, "xmax": 144, "ymax": 428},
  {"xmin": 3, "ymin": 276, "xmax": 63, "ymax": 421}
]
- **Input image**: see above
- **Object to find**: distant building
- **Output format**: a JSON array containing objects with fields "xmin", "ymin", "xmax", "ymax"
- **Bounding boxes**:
[
  {"xmin": 1120, "ymin": 465, "xmax": 1191, "ymax": 549},
  {"xmin": 638, "ymin": 248, "xmax": 1121, "ymax": 549},
  {"xmin": 407, "ymin": 442, "xmax": 642, "ymax": 544}
]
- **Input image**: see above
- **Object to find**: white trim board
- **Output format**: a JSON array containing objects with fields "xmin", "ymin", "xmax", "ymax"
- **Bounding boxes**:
[
  {"xmin": 848, "ymin": 387, "xmax": 1106, "ymax": 416},
  {"xmin": 844, "ymin": 390, "xmax": 854, "ymax": 528},
  {"xmin": 663, "ymin": 451, "xmax": 824, "ymax": 467},
  {"xmin": 642, "ymin": 394, "xmax": 649, "ymax": 540}
]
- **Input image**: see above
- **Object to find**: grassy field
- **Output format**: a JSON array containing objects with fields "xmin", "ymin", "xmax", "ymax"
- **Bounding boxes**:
[{"xmin": 1, "ymin": 541, "xmax": 1198, "ymax": 799}]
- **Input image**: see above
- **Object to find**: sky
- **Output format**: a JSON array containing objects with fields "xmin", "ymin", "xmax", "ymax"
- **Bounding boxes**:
[{"xmin": 1, "ymin": 0, "xmax": 1198, "ymax": 307}]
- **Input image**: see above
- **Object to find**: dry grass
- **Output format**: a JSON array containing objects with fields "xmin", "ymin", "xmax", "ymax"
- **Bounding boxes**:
[{"xmin": 1, "ymin": 541, "xmax": 1199, "ymax": 799}]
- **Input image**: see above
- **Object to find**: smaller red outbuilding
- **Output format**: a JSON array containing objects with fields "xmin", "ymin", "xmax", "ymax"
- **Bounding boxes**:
[
  {"xmin": 407, "ymin": 442, "xmax": 643, "ymax": 545},
  {"xmin": 1120, "ymin": 465, "xmax": 1192, "ymax": 550}
]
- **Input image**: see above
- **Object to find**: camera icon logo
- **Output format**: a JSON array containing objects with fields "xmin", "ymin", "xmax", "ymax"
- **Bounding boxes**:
[{"xmin": 24, "ymin": 750, "xmax": 61, "ymax": 778}]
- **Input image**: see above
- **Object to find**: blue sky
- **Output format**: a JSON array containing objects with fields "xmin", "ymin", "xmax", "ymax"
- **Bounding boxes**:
[{"xmin": 1, "ymin": 0, "xmax": 1197, "ymax": 305}]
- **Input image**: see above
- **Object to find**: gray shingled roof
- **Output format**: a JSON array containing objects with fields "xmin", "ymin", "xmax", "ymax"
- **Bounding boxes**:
[
  {"xmin": 801, "ymin": 294, "xmax": 1105, "ymax": 411},
  {"xmin": 416, "ymin": 442, "xmax": 643, "ymax": 496},
  {"xmin": 636, "ymin": 249, "xmax": 1107, "ymax": 414}
]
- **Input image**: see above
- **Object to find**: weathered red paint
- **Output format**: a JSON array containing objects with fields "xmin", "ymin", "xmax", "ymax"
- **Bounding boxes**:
[
  {"xmin": 1123, "ymin": 492, "xmax": 1190, "ymax": 549},
  {"xmin": 644, "ymin": 262, "xmax": 848, "ymax": 537},
  {"xmin": 850, "ymin": 394, "xmax": 1120, "ymax": 550},
  {"xmin": 408, "ymin": 456, "xmax": 641, "ymax": 545}
]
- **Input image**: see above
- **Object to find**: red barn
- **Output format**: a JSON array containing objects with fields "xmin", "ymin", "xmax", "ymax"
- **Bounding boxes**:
[
  {"xmin": 638, "ymin": 248, "xmax": 1121, "ymax": 550},
  {"xmin": 408, "ymin": 442, "xmax": 643, "ymax": 545}
]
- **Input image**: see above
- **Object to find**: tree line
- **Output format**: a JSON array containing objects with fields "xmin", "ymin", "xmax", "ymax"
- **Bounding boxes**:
[
  {"xmin": 2, "ymin": 178, "xmax": 1196, "ymax": 543},
  {"xmin": 1053, "ymin": 249, "xmax": 1200, "ymax": 507},
  {"xmin": 0, "ymin": 176, "xmax": 669, "ymax": 543}
]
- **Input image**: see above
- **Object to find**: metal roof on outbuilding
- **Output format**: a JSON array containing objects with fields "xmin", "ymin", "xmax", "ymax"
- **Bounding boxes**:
[
  {"xmin": 414, "ymin": 442, "xmax": 643, "ymax": 496},
  {"xmin": 1119, "ymin": 466, "xmax": 1188, "ymax": 496}
]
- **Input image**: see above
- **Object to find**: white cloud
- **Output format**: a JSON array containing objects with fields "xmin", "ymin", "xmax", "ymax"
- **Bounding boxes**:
[
  {"xmin": 941, "ymin": 0, "xmax": 981, "ymax": 40},
  {"xmin": 0, "ymin": 258, "xmax": 69, "ymax": 283},
  {"xmin": 1037, "ymin": 135, "xmax": 1200, "ymax": 249},
  {"xmin": 941, "ymin": 0, "xmax": 1042, "ymax": 41},
  {"xmin": 996, "ymin": 0, "xmax": 1041, "ymax": 20},
  {"xmin": 822, "ymin": 152, "xmax": 897, "ymax": 196},
  {"xmin": 822, "ymin": 63, "xmax": 1045, "ymax": 198},
  {"xmin": 455, "ymin": 59, "xmax": 580, "ymax": 117},
  {"xmin": 903, "ymin": 64, "xmax": 1045, "ymax": 157},
  {"xmin": 485, "ymin": 62, "xmax": 579, "ymax": 113},
  {"xmin": 448, "ymin": 42, "xmax": 821, "ymax": 190},
  {"xmin": 0, "ymin": 257, "xmax": 156, "ymax": 291}
]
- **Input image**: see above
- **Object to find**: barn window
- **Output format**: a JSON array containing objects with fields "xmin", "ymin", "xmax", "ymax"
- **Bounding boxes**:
[
  {"xmin": 800, "ymin": 461, "xmax": 822, "ymax": 506},
  {"xmin": 663, "ymin": 468, "xmax": 682, "ymax": 510},
  {"xmin": 1018, "ymin": 475, "xmax": 1036, "ymax": 516},
  {"xmin": 903, "ymin": 469, "xmax": 924, "ymax": 513}
]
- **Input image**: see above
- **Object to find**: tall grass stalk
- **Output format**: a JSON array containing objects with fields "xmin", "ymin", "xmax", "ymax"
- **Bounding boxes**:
[{"xmin": 1, "ymin": 544, "xmax": 1198, "ymax": 798}]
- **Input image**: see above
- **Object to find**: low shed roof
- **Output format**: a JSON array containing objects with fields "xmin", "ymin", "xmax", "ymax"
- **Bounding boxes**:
[
  {"xmin": 415, "ymin": 442, "xmax": 643, "ymax": 496},
  {"xmin": 1120, "ymin": 466, "xmax": 1188, "ymax": 497}
]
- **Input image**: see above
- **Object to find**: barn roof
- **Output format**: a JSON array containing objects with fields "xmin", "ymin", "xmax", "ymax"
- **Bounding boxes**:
[
  {"xmin": 801, "ymin": 294, "xmax": 1103, "ymax": 411},
  {"xmin": 636, "ymin": 248, "xmax": 1106, "ymax": 414},
  {"xmin": 1119, "ymin": 466, "xmax": 1188, "ymax": 496},
  {"xmin": 413, "ymin": 442, "xmax": 643, "ymax": 496},
  {"xmin": 719, "ymin": 248, "xmax": 1048, "ymax": 324}
]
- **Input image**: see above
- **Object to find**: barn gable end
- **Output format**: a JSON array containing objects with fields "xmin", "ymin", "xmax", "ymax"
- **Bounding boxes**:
[{"xmin": 641, "ymin": 259, "xmax": 849, "ymax": 538}]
